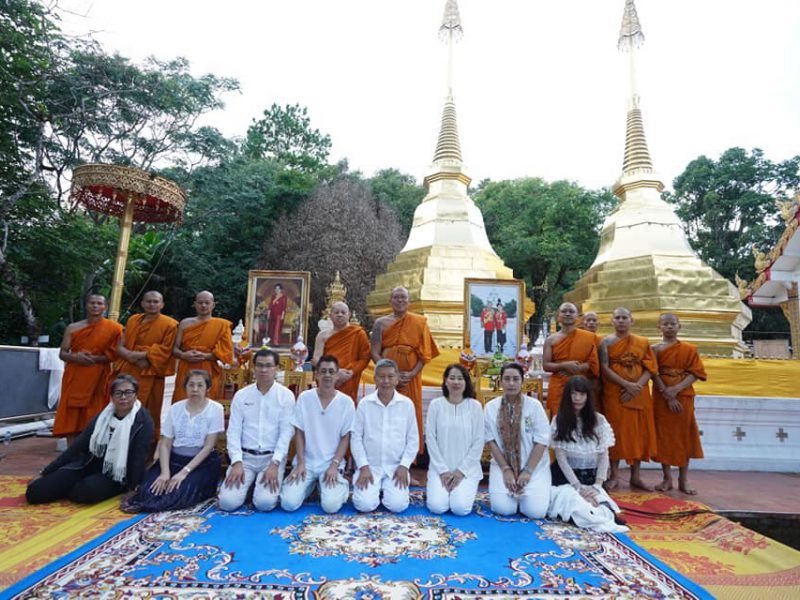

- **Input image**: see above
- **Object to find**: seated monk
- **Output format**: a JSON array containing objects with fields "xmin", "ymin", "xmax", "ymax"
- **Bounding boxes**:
[
  {"xmin": 312, "ymin": 301, "xmax": 371, "ymax": 403},
  {"xmin": 172, "ymin": 291, "xmax": 233, "ymax": 401}
]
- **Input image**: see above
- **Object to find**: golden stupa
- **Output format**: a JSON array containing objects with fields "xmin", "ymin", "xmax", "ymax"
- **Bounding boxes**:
[
  {"xmin": 565, "ymin": 0, "xmax": 751, "ymax": 356},
  {"xmin": 367, "ymin": 0, "xmax": 513, "ymax": 347}
]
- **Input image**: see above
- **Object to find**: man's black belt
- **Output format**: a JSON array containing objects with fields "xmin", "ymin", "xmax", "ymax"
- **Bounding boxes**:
[{"xmin": 242, "ymin": 448, "xmax": 274, "ymax": 456}]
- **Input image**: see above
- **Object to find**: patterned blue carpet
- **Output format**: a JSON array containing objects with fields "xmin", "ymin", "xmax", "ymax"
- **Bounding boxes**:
[{"xmin": 4, "ymin": 491, "xmax": 711, "ymax": 598}]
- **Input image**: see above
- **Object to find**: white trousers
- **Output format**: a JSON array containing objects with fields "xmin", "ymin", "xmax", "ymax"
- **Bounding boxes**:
[
  {"xmin": 488, "ymin": 463, "xmax": 551, "ymax": 518},
  {"xmin": 352, "ymin": 469, "xmax": 409, "ymax": 513},
  {"xmin": 279, "ymin": 467, "xmax": 349, "ymax": 514},
  {"xmin": 425, "ymin": 471, "xmax": 480, "ymax": 516},
  {"xmin": 217, "ymin": 454, "xmax": 285, "ymax": 512}
]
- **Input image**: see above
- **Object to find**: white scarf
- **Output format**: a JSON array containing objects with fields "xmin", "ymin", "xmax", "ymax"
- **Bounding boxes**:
[{"xmin": 89, "ymin": 399, "xmax": 141, "ymax": 483}]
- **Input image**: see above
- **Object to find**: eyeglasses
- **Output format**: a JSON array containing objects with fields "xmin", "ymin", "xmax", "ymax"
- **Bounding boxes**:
[
  {"xmin": 112, "ymin": 390, "xmax": 137, "ymax": 399},
  {"xmin": 254, "ymin": 363, "xmax": 277, "ymax": 370}
]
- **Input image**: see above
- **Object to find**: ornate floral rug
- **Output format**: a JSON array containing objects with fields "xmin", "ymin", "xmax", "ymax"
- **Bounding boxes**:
[
  {"xmin": 618, "ymin": 492, "xmax": 800, "ymax": 600},
  {"xmin": 4, "ymin": 491, "xmax": 710, "ymax": 599}
]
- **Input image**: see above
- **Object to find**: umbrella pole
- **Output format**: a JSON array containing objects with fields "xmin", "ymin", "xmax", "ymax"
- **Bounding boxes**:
[{"xmin": 108, "ymin": 195, "xmax": 135, "ymax": 322}]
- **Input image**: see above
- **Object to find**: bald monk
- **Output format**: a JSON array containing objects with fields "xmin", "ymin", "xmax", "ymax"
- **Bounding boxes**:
[
  {"xmin": 53, "ymin": 294, "xmax": 123, "ymax": 442},
  {"xmin": 543, "ymin": 302, "xmax": 599, "ymax": 415},
  {"xmin": 652, "ymin": 314, "xmax": 707, "ymax": 495},
  {"xmin": 580, "ymin": 310, "xmax": 604, "ymax": 413},
  {"xmin": 113, "ymin": 291, "xmax": 178, "ymax": 437},
  {"xmin": 371, "ymin": 286, "xmax": 439, "ymax": 454},
  {"xmin": 172, "ymin": 291, "xmax": 234, "ymax": 401},
  {"xmin": 312, "ymin": 301, "xmax": 371, "ymax": 403},
  {"xmin": 599, "ymin": 307, "xmax": 658, "ymax": 491}
]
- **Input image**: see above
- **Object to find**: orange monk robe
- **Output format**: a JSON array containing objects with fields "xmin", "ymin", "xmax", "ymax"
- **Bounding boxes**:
[
  {"xmin": 546, "ymin": 329, "xmax": 599, "ymax": 416},
  {"xmin": 382, "ymin": 313, "xmax": 439, "ymax": 453},
  {"xmin": 172, "ymin": 317, "xmax": 234, "ymax": 402},
  {"xmin": 113, "ymin": 313, "xmax": 178, "ymax": 436},
  {"xmin": 653, "ymin": 341, "xmax": 707, "ymax": 467},
  {"xmin": 53, "ymin": 319, "xmax": 123, "ymax": 436},
  {"xmin": 323, "ymin": 324, "xmax": 371, "ymax": 403},
  {"xmin": 592, "ymin": 333, "xmax": 604, "ymax": 414},
  {"xmin": 602, "ymin": 334, "xmax": 658, "ymax": 462}
]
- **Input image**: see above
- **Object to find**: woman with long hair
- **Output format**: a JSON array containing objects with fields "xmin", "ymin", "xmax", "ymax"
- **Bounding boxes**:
[
  {"xmin": 548, "ymin": 375, "xmax": 627, "ymax": 532},
  {"xmin": 484, "ymin": 362, "xmax": 551, "ymax": 517},
  {"xmin": 425, "ymin": 364, "xmax": 484, "ymax": 515},
  {"xmin": 123, "ymin": 369, "xmax": 223, "ymax": 512}
]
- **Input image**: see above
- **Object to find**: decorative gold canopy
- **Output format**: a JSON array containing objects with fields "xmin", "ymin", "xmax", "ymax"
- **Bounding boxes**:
[
  {"xmin": 70, "ymin": 163, "xmax": 186, "ymax": 321},
  {"xmin": 367, "ymin": 0, "xmax": 513, "ymax": 347},
  {"xmin": 565, "ymin": 0, "xmax": 751, "ymax": 356}
]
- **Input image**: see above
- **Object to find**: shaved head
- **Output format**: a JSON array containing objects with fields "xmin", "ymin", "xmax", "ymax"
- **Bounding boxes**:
[
  {"xmin": 613, "ymin": 307, "xmax": 631, "ymax": 318},
  {"xmin": 196, "ymin": 290, "xmax": 214, "ymax": 302},
  {"xmin": 659, "ymin": 313, "xmax": 679, "ymax": 324}
]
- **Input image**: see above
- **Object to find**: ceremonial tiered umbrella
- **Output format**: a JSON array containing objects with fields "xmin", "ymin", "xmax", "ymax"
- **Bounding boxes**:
[{"xmin": 70, "ymin": 164, "xmax": 186, "ymax": 321}]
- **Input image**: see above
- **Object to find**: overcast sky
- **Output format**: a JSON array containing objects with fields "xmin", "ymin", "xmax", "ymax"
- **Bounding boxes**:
[{"xmin": 57, "ymin": 0, "xmax": 800, "ymax": 191}]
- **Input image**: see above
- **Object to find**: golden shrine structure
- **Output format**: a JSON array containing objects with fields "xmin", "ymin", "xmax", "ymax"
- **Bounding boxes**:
[
  {"xmin": 564, "ymin": 0, "xmax": 751, "ymax": 356},
  {"xmin": 367, "ymin": 0, "xmax": 513, "ymax": 348}
]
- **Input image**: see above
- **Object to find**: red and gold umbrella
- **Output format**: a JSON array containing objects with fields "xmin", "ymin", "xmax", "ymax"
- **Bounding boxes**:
[{"xmin": 70, "ymin": 164, "xmax": 186, "ymax": 321}]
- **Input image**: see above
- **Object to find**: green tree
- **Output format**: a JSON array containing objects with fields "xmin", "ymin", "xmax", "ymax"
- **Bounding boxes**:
[
  {"xmin": 665, "ymin": 147, "xmax": 799, "ymax": 339},
  {"xmin": 0, "ymin": 1, "xmax": 238, "ymax": 340},
  {"xmin": 368, "ymin": 168, "xmax": 426, "ymax": 237},
  {"xmin": 244, "ymin": 103, "xmax": 331, "ymax": 172},
  {"xmin": 474, "ymin": 178, "xmax": 614, "ymax": 342}
]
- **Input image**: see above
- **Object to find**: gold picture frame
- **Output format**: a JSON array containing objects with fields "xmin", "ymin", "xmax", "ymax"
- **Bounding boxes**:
[
  {"xmin": 245, "ymin": 270, "xmax": 311, "ymax": 352},
  {"xmin": 463, "ymin": 278, "xmax": 525, "ymax": 358}
]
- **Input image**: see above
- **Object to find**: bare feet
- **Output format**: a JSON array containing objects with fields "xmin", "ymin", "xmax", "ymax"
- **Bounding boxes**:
[
  {"xmin": 654, "ymin": 478, "xmax": 673, "ymax": 492},
  {"xmin": 630, "ymin": 477, "xmax": 654, "ymax": 492},
  {"xmin": 603, "ymin": 478, "xmax": 619, "ymax": 492},
  {"xmin": 678, "ymin": 480, "xmax": 697, "ymax": 495}
]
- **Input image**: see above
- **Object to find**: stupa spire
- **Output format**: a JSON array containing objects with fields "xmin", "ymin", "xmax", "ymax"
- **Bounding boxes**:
[
  {"xmin": 432, "ymin": 94, "xmax": 463, "ymax": 164},
  {"xmin": 617, "ymin": 0, "xmax": 654, "ymax": 179}
]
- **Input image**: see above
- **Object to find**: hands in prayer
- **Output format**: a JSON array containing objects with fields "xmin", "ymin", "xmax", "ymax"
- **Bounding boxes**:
[{"xmin": 439, "ymin": 470, "xmax": 465, "ymax": 492}]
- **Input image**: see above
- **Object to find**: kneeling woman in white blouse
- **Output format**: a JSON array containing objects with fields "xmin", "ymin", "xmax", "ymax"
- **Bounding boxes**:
[
  {"xmin": 484, "ymin": 362, "xmax": 551, "ymax": 518},
  {"xmin": 425, "ymin": 364, "xmax": 485, "ymax": 516},
  {"xmin": 123, "ymin": 370, "xmax": 224, "ymax": 512}
]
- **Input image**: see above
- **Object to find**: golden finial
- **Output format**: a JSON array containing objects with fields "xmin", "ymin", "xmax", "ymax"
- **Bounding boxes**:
[
  {"xmin": 734, "ymin": 272, "xmax": 750, "ymax": 299},
  {"xmin": 752, "ymin": 247, "xmax": 770, "ymax": 273},
  {"xmin": 776, "ymin": 198, "xmax": 799, "ymax": 224},
  {"xmin": 321, "ymin": 271, "xmax": 347, "ymax": 321}
]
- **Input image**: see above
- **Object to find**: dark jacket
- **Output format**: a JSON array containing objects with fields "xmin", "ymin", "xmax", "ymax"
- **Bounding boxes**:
[{"xmin": 42, "ymin": 407, "xmax": 155, "ymax": 489}]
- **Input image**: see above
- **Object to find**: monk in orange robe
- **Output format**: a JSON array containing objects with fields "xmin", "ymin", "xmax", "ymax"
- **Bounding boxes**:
[
  {"xmin": 113, "ymin": 291, "xmax": 178, "ymax": 437},
  {"xmin": 371, "ymin": 286, "xmax": 439, "ymax": 454},
  {"xmin": 652, "ymin": 314, "xmax": 707, "ymax": 495},
  {"xmin": 172, "ymin": 291, "xmax": 233, "ymax": 401},
  {"xmin": 312, "ymin": 301, "xmax": 371, "ymax": 402},
  {"xmin": 579, "ymin": 310, "xmax": 604, "ymax": 413},
  {"xmin": 543, "ymin": 302, "xmax": 599, "ymax": 415},
  {"xmin": 599, "ymin": 307, "xmax": 658, "ymax": 491},
  {"xmin": 53, "ymin": 294, "xmax": 123, "ymax": 441}
]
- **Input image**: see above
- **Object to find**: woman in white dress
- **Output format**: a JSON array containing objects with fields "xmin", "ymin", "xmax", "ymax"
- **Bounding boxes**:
[
  {"xmin": 484, "ymin": 362, "xmax": 551, "ymax": 518},
  {"xmin": 123, "ymin": 370, "xmax": 224, "ymax": 512},
  {"xmin": 425, "ymin": 364, "xmax": 484, "ymax": 516},
  {"xmin": 548, "ymin": 375, "xmax": 628, "ymax": 533}
]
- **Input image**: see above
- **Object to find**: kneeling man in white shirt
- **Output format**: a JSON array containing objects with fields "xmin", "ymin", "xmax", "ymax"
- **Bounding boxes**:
[
  {"xmin": 351, "ymin": 358, "xmax": 419, "ymax": 513},
  {"xmin": 280, "ymin": 355, "xmax": 354, "ymax": 513},
  {"xmin": 218, "ymin": 349, "xmax": 294, "ymax": 511}
]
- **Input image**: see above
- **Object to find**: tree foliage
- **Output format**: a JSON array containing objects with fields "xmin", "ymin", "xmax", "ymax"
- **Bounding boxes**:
[
  {"xmin": 664, "ymin": 147, "xmax": 800, "ymax": 282},
  {"xmin": 259, "ymin": 176, "xmax": 404, "ymax": 344},
  {"xmin": 368, "ymin": 168, "xmax": 425, "ymax": 237},
  {"xmin": 665, "ymin": 147, "xmax": 799, "ymax": 339},
  {"xmin": 474, "ymin": 178, "xmax": 614, "ymax": 341},
  {"xmin": 245, "ymin": 103, "xmax": 331, "ymax": 172}
]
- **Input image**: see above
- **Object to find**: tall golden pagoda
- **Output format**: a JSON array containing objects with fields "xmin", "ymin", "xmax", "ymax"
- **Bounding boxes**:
[
  {"xmin": 367, "ymin": 0, "xmax": 513, "ymax": 347},
  {"xmin": 565, "ymin": 0, "xmax": 751, "ymax": 356}
]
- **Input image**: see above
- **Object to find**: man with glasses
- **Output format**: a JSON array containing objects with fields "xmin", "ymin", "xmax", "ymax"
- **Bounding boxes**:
[
  {"xmin": 280, "ymin": 355, "xmax": 354, "ymax": 513},
  {"xmin": 218, "ymin": 349, "xmax": 294, "ymax": 511}
]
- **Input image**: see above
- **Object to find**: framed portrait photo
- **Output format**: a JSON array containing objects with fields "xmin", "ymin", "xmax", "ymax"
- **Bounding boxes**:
[
  {"xmin": 463, "ymin": 278, "xmax": 525, "ymax": 358},
  {"xmin": 245, "ymin": 270, "xmax": 311, "ymax": 352}
]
